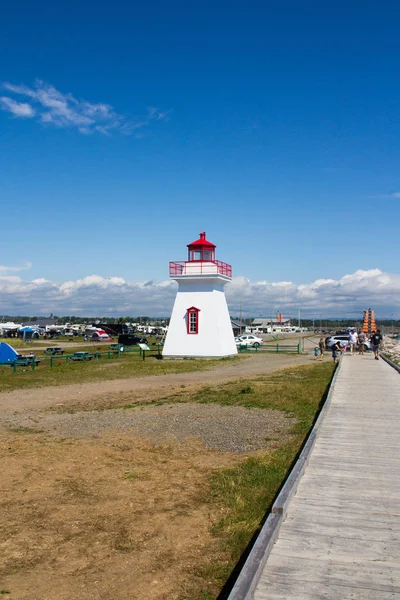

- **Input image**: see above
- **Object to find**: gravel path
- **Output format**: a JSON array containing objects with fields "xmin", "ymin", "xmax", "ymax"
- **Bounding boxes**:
[
  {"xmin": 3, "ymin": 403, "xmax": 296, "ymax": 453},
  {"xmin": 1, "ymin": 339, "xmax": 318, "ymax": 454}
]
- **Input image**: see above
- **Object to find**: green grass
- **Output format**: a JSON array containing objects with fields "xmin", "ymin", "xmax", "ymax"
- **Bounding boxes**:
[
  {"xmin": 113, "ymin": 359, "xmax": 334, "ymax": 597},
  {"xmin": 128, "ymin": 362, "xmax": 334, "ymax": 434},
  {"xmin": 384, "ymin": 353, "xmax": 400, "ymax": 366},
  {"xmin": 121, "ymin": 471, "xmax": 138, "ymax": 480},
  {"xmin": 0, "ymin": 337, "xmax": 32, "ymax": 348},
  {"xmin": 1, "ymin": 359, "xmax": 334, "ymax": 600},
  {"xmin": 0, "ymin": 351, "xmax": 241, "ymax": 392},
  {"xmin": 172, "ymin": 362, "xmax": 335, "ymax": 599}
]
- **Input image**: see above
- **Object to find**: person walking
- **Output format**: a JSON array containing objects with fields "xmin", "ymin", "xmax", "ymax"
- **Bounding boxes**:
[
  {"xmin": 358, "ymin": 330, "xmax": 366, "ymax": 355},
  {"xmin": 349, "ymin": 329, "xmax": 358, "ymax": 355},
  {"xmin": 319, "ymin": 337, "xmax": 325, "ymax": 360},
  {"xmin": 370, "ymin": 329, "xmax": 383, "ymax": 360},
  {"xmin": 313, "ymin": 345, "xmax": 319, "ymax": 360}
]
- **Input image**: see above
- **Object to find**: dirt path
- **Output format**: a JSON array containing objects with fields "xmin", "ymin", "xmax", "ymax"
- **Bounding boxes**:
[{"xmin": 0, "ymin": 346, "xmax": 319, "ymax": 413}]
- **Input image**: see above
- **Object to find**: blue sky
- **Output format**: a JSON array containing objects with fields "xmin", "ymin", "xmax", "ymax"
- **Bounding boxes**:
[{"xmin": 1, "ymin": 1, "xmax": 399, "ymax": 317}]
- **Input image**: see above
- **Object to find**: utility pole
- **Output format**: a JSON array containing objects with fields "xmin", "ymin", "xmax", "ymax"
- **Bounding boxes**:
[
  {"xmin": 298, "ymin": 309, "xmax": 301, "ymax": 330},
  {"xmin": 239, "ymin": 301, "xmax": 243, "ymax": 334}
]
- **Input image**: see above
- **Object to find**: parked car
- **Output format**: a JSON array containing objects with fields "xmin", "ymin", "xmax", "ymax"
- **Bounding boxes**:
[
  {"xmin": 118, "ymin": 334, "xmax": 148, "ymax": 346},
  {"xmin": 44, "ymin": 347, "xmax": 64, "ymax": 355},
  {"xmin": 70, "ymin": 352, "xmax": 94, "ymax": 361},
  {"xmin": 235, "ymin": 334, "xmax": 263, "ymax": 348},
  {"xmin": 326, "ymin": 335, "xmax": 371, "ymax": 351}
]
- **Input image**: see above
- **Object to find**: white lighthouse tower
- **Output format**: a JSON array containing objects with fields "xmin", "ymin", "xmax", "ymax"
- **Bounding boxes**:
[{"xmin": 163, "ymin": 232, "xmax": 237, "ymax": 358}]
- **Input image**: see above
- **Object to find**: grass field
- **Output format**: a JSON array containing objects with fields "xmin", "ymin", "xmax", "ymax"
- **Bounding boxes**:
[
  {"xmin": 118, "ymin": 361, "xmax": 336, "ymax": 587},
  {"xmin": 205, "ymin": 363, "xmax": 335, "ymax": 585},
  {"xmin": 0, "ymin": 336, "xmax": 157, "ymax": 349},
  {"xmin": 0, "ymin": 350, "xmax": 240, "ymax": 392},
  {"xmin": 0, "ymin": 337, "xmax": 35, "ymax": 348},
  {"xmin": 0, "ymin": 359, "xmax": 335, "ymax": 600}
]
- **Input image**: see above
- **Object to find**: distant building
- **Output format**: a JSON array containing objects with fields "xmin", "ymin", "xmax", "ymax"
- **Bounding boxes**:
[
  {"xmin": 23, "ymin": 318, "xmax": 57, "ymax": 328},
  {"xmin": 251, "ymin": 317, "xmax": 291, "ymax": 333},
  {"xmin": 231, "ymin": 320, "xmax": 246, "ymax": 337}
]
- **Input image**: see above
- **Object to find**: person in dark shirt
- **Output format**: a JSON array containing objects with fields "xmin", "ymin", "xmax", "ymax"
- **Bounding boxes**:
[
  {"xmin": 370, "ymin": 329, "xmax": 383, "ymax": 360},
  {"xmin": 331, "ymin": 340, "xmax": 341, "ymax": 364}
]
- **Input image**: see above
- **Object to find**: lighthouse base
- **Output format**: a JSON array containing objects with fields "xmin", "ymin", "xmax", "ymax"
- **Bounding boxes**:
[{"xmin": 163, "ymin": 278, "xmax": 237, "ymax": 358}]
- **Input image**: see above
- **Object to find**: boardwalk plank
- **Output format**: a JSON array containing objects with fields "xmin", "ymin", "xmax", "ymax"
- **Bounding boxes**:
[
  {"xmin": 255, "ymin": 579, "xmax": 400, "ymax": 599},
  {"xmin": 253, "ymin": 355, "xmax": 400, "ymax": 599}
]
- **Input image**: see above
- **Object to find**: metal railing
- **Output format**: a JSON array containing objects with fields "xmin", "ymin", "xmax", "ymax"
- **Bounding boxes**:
[
  {"xmin": 169, "ymin": 260, "xmax": 232, "ymax": 278},
  {"xmin": 237, "ymin": 343, "xmax": 301, "ymax": 354},
  {"xmin": 4, "ymin": 344, "xmax": 164, "ymax": 372}
]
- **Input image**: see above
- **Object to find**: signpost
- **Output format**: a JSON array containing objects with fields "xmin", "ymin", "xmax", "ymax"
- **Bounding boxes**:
[{"xmin": 138, "ymin": 343, "xmax": 151, "ymax": 360}]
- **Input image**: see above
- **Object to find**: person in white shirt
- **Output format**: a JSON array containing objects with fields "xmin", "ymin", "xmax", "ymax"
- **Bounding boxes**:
[{"xmin": 349, "ymin": 329, "xmax": 358, "ymax": 355}]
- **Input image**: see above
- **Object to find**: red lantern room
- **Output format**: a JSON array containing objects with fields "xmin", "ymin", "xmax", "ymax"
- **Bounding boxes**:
[
  {"xmin": 187, "ymin": 232, "xmax": 216, "ymax": 262},
  {"xmin": 169, "ymin": 232, "xmax": 232, "ymax": 278}
]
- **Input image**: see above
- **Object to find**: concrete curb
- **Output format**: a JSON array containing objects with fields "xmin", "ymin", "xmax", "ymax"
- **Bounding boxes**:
[
  {"xmin": 226, "ymin": 358, "xmax": 343, "ymax": 600},
  {"xmin": 380, "ymin": 353, "xmax": 400, "ymax": 374}
]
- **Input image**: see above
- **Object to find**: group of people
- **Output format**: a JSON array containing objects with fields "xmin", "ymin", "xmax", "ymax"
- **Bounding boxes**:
[
  {"xmin": 313, "ymin": 338, "xmax": 327, "ymax": 361},
  {"xmin": 326, "ymin": 329, "xmax": 383, "ymax": 364}
]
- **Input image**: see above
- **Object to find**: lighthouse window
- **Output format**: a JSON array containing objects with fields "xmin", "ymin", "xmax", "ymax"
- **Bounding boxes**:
[
  {"xmin": 193, "ymin": 250, "xmax": 202, "ymax": 261},
  {"xmin": 187, "ymin": 307, "xmax": 200, "ymax": 334},
  {"xmin": 189, "ymin": 312, "xmax": 197, "ymax": 333},
  {"xmin": 203, "ymin": 250, "xmax": 211, "ymax": 260}
]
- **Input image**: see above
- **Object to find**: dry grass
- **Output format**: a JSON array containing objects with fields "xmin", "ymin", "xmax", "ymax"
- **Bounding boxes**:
[
  {"xmin": 0, "ymin": 353, "xmax": 239, "ymax": 392},
  {"xmin": 152, "ymin": 362, "xmax": 336, "ymax": 574},
  {"xmin": 0, "ymin": 432, "xmax": 233, "ymax": 600},
  {"xmin": 0, "ymin": 362, "xmax": 335, "ymax": 600}
]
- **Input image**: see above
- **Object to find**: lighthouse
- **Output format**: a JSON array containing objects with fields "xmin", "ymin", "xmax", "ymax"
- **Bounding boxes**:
[{"xmin": 163, "ymin": 232, "xmax": 237, "ymax": 358}]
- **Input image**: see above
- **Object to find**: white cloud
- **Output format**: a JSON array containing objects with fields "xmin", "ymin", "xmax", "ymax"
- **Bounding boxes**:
[
  {"xmin": 0, "ymin": 266, "xmax": 399, "ymax": 317},
  {"xmin": 374, "ymin": 192, "xmax": 400, "ymax": 199},
  {"xmin": 0, "ymin": 261, "xmax": 32, "ymax": 273},
  {"xmin": 0, "ymin": 79, "xmax": 169, "ymax": 135},
  {"xmin": 0, "ymin": 97, "xmax": 35, "ymax": 117}
]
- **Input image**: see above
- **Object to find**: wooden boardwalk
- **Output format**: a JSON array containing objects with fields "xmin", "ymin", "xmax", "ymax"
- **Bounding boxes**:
[{"xmin": 254, "ymin": 354, "xmax": 400, "ymax": 599}]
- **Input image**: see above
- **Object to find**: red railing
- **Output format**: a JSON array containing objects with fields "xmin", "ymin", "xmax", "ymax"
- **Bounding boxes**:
[{"xmin": 169, "ymin": 260, "xmax": 232, "ymax": 278}]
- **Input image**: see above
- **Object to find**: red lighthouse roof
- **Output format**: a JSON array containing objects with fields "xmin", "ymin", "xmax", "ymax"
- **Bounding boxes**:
[
  {"xmin": 187, "ymin": 232, "xmax": 216, "ymax": 249},
  {"xmin": 170, "ymin": 231, "xmax": 232, "ymax": 277}
]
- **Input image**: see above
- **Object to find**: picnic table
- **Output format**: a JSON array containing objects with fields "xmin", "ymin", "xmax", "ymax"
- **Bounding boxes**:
[{"xmin": 44, "ymin": 347, "xmax": 65, "ymax": 355}]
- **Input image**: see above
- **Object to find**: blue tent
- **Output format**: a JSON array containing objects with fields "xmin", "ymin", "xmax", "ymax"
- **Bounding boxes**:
[
  {"xmin": 18, "ymin": 326, "xmax": 39, "ymax": 339},
  {"xmin": 0, "ymin": 342, "xmax": 19, "ymax": 364}
]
